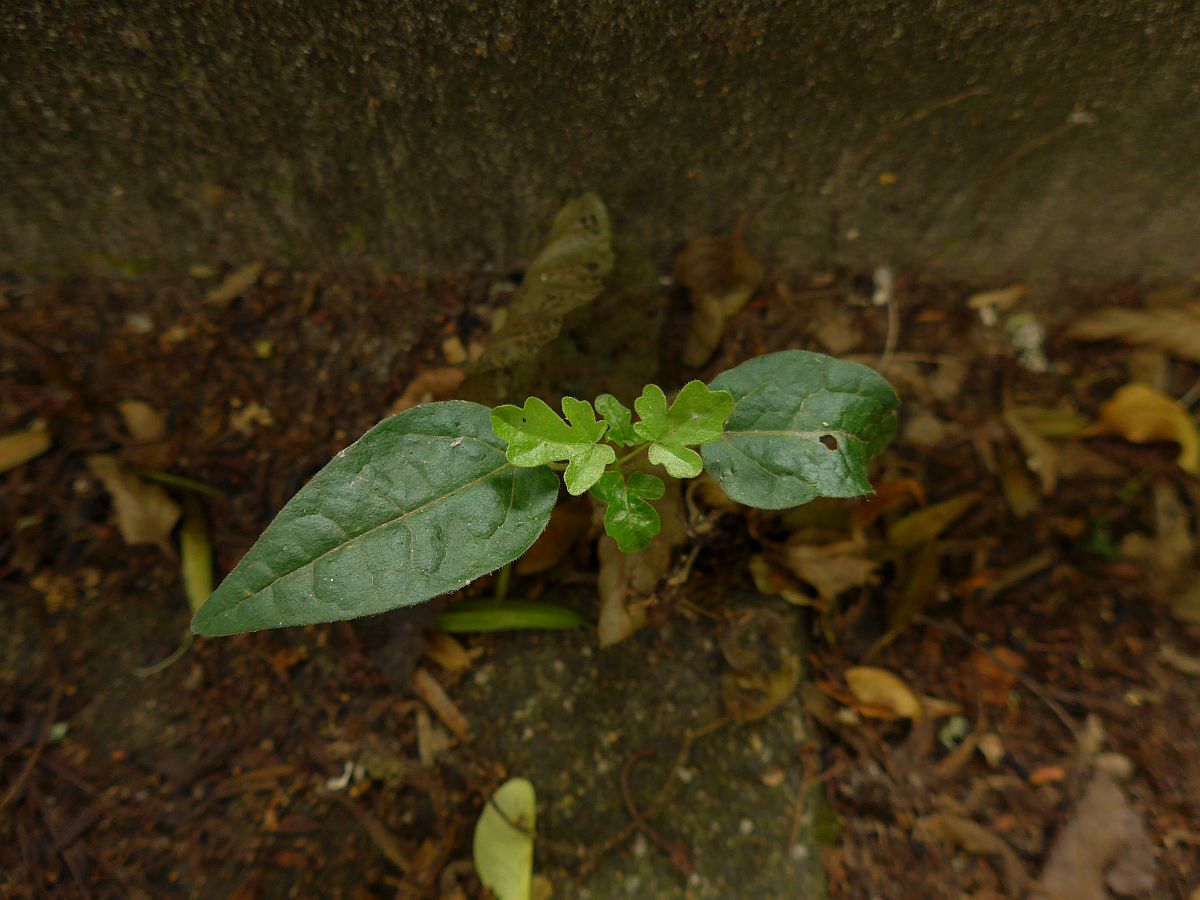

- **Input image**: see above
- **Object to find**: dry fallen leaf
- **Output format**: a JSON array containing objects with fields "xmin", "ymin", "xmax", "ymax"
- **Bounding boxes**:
[
  {"xmin": 887, "ymin": 491, "xmax": 980, "ymax": 552},
  {"xmin": 0, "ymin": 426, "xmax": 52, "ymax": 474},
  {"xmin": 410, "ymin": 667, "xmax": 471, "ymax": 741},
  {"xmin": 1035, "ymin": 769, "xmax": 1155, "ymax": 900},
  {"xmin": 390, "ymin": 366, "xmax": 466, "ymax": 415},
  {"xmin": 422, "ymin": 631, "xmax": 476, "ymax": 674},
  {"xmin": 1090, "ymin": 382, "xmax": 1200, "ymax": 474},
  {"xmin": 1119, "ymin": 480, "xmax": 1200, "ymax": 624},
  {"xmin": 845, "ymin": 666, "xmax": 924, "ymax": 721},
  {"xmin": 118, "ymin": 400, "xmax": 168, "ymax": 442},
  {"xmin": 595, "ymin": 470, "xmax": 686, "ymax": 647},
  {"xmin": 967, "ymin": 284, "xmax": 1028, "ymax": 326},
  {"xmin": 719, "ymin": 609, "xmax": 801, "ymax": 722},
  {"xmin": 86, "ymin": 455, "xmax": 181, "ymax": 553},
  {"xmin": 780, "ymin": 535, "xmax": 879, "ymax": 604},
  {"xmin": 229, "ymin": 401, "xmax": 275, "ymax": 434},
  {"xmin": 918, "ymin": 812, "xmax": 1026, "ymax": 897},
  {"xmin": 1067, "ymin": 302, "xmax": 1200, "ymax": 363},
  {"xmin": 1004, "ymin": 405, "xmax": 1059, "ymax": 495},
  {"xmin": 205, "ymin": 260, "xmax": 265, "ymax": 306},
  {"xmin": 675, "ymin": 227, "xmax": 763, "ymax": 367}
]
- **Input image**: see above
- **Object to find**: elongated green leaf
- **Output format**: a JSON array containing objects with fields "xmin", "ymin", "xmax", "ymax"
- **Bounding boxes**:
[
  {"xmin": 491, "ymin": 396, "xmax": 616, "ymax": 495},
  {"xmin": 702, "ymin": 351, "xmax": 899, "ymax": 509},
  {"xmin": 590, "ymin": 470, "xmax": 664, "ymax": 552},
  {"xmin": 437, "ymin": 599, "xmax": 587, "ymax": 633},
  {"xmin": 474, "ymin": 778, "xmax": 536, "ymax": 900},
  {"xmin": 632, "ymin": 381, "xmax": 734, "ymax": 478},
  {"xmin": 594, "ymin": 394, "xmax": 638, "ymax": 447},
  {"xmin": 191, "ymin": 402, "xmax": 558, "ymax": 636}
]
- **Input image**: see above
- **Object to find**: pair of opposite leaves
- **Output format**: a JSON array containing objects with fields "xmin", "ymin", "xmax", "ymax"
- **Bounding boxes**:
[{"xmin": 490, "ymin": 382, "xmax": 734, "ymax": 552}]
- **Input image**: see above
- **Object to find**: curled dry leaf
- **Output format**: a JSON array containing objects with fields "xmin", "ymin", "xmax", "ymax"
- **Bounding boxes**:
[
  {"xmin": 845, "ymin": 666, "xmax": 923, "ymax": 721},
  {"xmin": 1003, "ymin": 405, "xmax": 1059, "ymax": 495},
  {"xmin": 410, "ymin": 667, "xmax": 471, "ymax": 742},
  {"xmin": 1067, "ymin": 301, "xmax": 1200, "ymax": 362},
  {"xmin": 390, "ymin": 366, "xmax": 466, "ymax": 414},
  {"xmin": 1119, "ymin": 480, "xmax": 1200, "ymax": 624},
  {"xmin": 748, "ymin": 554, "xmax": 815, "ymax": 607},
  {"xmin": 516, "ymin": 496, "xmax": 591, "ymax": 575},
  {"xmin": 86, "ymin": 455, "xmax": 181, "ymax": 553},
  {"xmin": 1090, "ymin": 382, "xmax": 1200, "ymax": 474},
  {"xmin": 675, "ymin": 227, "xmax": 763, "ymax": 367},
  {"xmin": 719, "ymin": 608, "xmax": 800, "ymax": 722},
  {"xmin": 0, "ymin": 426, "xmax": 52, "ymax": 474}
]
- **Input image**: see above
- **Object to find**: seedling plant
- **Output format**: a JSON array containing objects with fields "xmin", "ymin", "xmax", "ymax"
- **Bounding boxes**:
[{"xmin": 191, "ymin": 350, "xmax": 899, "ymax": 637}]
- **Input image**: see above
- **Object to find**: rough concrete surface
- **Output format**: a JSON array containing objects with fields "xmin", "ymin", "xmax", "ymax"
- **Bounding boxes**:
[{"xmin": 2, "ymin": 3, "xmax": 1198, "ymax": 281}]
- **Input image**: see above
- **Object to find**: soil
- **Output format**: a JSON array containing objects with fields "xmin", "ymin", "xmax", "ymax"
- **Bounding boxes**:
[{"xmin": 2, "ymin": 268, "xmax": 1199, "ymax": 898}]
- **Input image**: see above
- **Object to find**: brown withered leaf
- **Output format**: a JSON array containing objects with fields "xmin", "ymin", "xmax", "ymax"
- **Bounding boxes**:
[
  {"xmin": 118, "ymin": 400, "xmax": 168, "ymax": 442},
  {"xmin": 675, "ymin": 226, "xmax": 763, "ymax": 367},
  {"xmin": 595, "ymin": 469, "xmax": 686, "ymax": 647},
  {"xmin": 1089, "ymin": 382, "xmax": 1200, "ymax": 474},
  {"xmin": 86, "ymin": 455, "xmax": 181, "ymax": 553},
  {"xmin": 1119, "ymin": 480, "xmax": 1200, "ymax": 624},
  {"xmin": 468, "ymin": 193, "xmax": 614, "ymax": 375},
  {"xmin": 780, "ymin": 535, "xmax": 878, "ymax": 604},
  {"xmin": 1035, "ymin": 769, "xmax": 1154, "ymax": 900},
  {"xmin": 886, "ymin": 492, "xmax": 980, "ymax": 553},
  {"xmin": 918, "ymin": 813, "xmax": 1026, "ymax": 898},
  {"xmin": 1067, "ymin": 302, "xmax": 1200, "ymax": 362},
  {"xmin": 389, "ymin": 366, "xmax": 465, "ymax": 414}
]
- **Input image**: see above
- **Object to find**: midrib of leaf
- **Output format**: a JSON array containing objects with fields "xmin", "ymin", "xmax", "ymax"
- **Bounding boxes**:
[{"xmin": 220, "ymin": 437, "xmax": 519, "ymax": 613}]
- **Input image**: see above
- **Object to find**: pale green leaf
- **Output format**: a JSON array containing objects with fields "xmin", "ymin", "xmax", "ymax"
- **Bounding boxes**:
[
  {"xmin": 191, "ymin": 401, "xmax": 558, "ymax": 636},
  {"xmin": 474, "ymin": 777, "xmax": 536, "ymax": 900},
  {"xmin": 491, "ymin": 396, "xmax": 616, "ymax": 495},
  {"xmin": 632, "ymin": 381, "xmax": 734, "ymax": 478},
  {"xmin": 594, "ymin": 394, "xmax": 638, "ymax": 447},
  {"xmin": 702, "ymin": 351, "xmax": 899, "ymax": 509},
  {"xmin": 589, "ymin": 470, "xmax": 664, "ymax": 552}
]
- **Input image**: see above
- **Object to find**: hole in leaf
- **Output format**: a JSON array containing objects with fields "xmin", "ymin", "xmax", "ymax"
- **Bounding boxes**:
[{"xmin": 819, "ymin": 434, "xmax": 839, "ymax": 451}]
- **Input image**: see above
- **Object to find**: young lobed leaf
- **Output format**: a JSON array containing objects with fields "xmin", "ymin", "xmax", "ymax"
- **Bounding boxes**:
[
  {"xmin": 589, "ymin": 470, "xmax": 665, "ymax": 552},
  {"xmin": 702, "ymin": 351, "xmax": 899, "ymax": 509},
  {"xmin": 191, "ymin": 401, "xmax": 558, "ymax": 636},
  {"xmin": 491, "ymin": 396, "xmax": 616, "ymax": 494},
  {"xmin": 632, "ymin": 381, "xmax": 734, "ymax": 478},
  {"xmin": 594, "ymin": 394, "xmax": 638, "ymax": 447}
]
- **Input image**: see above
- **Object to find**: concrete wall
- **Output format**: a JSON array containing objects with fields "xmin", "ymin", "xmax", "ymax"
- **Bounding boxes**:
[{"xmin": 3, "ymin": 2, "xmax": 1198, "ymax": 281}]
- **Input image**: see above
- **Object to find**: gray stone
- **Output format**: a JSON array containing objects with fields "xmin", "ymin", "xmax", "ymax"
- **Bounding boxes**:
[{"xmin": 3, "ymin": 3, "xmax": 1198, "ymax": 281}]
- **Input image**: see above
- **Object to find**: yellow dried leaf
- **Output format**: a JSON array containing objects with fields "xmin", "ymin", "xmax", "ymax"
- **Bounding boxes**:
[
  {"xmin": 390, "ymin": 366, "xmax": 466, "ymax": 414},
  {"xmin": 845, "ymin": 666, "xmax": 924, "ymax": 721},
  {"xmin": 86, "ymin": 455, "xmax": 181, "ymax": 552},
  {"xmin": 886, "ymin": 492, "xmax": 980, "ymax": 552},
  {"xmin": 967, "ymin": 284, "xmax": 1027, "ymax": 325},
  {"xmin": 1093, "ymin": 382, "xmax": 1200, "ymax": 474},
  {"xmin": 1008, "ymin": 404, "xmax": 1090, "ymax": 439},
  {"xmin": 0, "ymin": 427, "xmax": 52, "ymax": 473}
]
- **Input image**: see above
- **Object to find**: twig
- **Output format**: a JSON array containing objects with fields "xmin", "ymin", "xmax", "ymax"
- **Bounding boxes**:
[
  {"xmin": 619, "ymin": 751, "xmax": 694, "ymax": 875},
  {"xmin": 581, "ymin": 717, "xmax": 728, "ymax": 875},
  {"xmin": 915, "ymin": 614, "xmax": 1079, "ymax": 739},
  {"xmin": 852, "ymin": 87, "xmax": 991, "ymax": 175},
  {"xmin": 0, "ymin": 679, "xmax": 64, "ymax": 815}
]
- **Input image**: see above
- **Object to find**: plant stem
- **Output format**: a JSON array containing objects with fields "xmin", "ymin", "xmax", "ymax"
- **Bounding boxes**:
[
  {"xmin": 493, "ymin": 563, "xmax": 512, "ymax": 603},
  {"xmin": 614, "ymin": 444, "xmax": 648, "ymax": 468}
]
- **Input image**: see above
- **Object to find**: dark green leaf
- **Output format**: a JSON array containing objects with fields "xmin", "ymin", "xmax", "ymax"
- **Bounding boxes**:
[
  {"xmin": 491, "ymin": 396, "xmax": 616, "ymax": 495},
  {"xmin": 437, "ymin": 599, "xmax": 587, "ymax": 632},
  {"xmin": 191, "ymin": 401, "xmax": 558, "ymax": 636},
  {"xmin": 594, "ymin": 394, "xmax": 638, "ymax": 447},
  {"xmin": 632, "ymin": 381, "xmax": 734, "ymax": 478},
  {"xmin": 702, "ymin": 351, "xmax": 899, "ymax": 509},
  {"xmin": 590, "ymin": 470, "xmax": 664, "ymax": 552}
]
